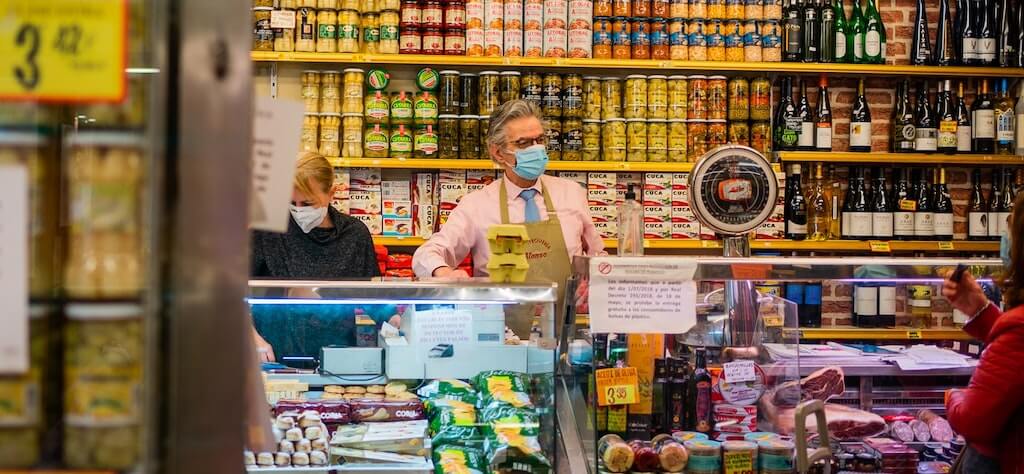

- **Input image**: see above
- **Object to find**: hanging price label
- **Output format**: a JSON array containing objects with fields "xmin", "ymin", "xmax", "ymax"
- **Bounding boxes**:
[
  {"xmin": 595, "ymin": 367, "xmax": 639, "ymax": 407},
  {"xmin": 907, "ymin": 330, "xmax": 923, "ymax": 339},
  {"xmin": 938, "ymin": 242, "xmax": 955, "ymax": 250},
  {"xmin": 869, "ymin": 241, "xmax": 891, "ymax": 253},
  {"xmin": 0, "ymin": 0, "xmax": 128, "ymax": 102}
]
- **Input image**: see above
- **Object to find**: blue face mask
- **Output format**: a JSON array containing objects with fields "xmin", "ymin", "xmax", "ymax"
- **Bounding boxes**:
[
  {"xmin": 511, "ymin": 144, "xmax": 549, "ymax": 180},
  {"xmin": 1001, "ymin": 230, "xmax": 1012, "ymax": 268}
]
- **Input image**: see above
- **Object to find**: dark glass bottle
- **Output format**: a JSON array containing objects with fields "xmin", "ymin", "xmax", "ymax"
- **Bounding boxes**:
[
  {"xmin": 593, "ymin": 334, "xmax": 609, "ymax": 437},
  {"xmin": 1016, "ymin": 0, "xmax": 1024, "ymax": 67},
  {"xmin": 934, "ymin": 0, "xmax": 956, "ymax": 65},
  {"xmin": 774, "ymin": 76, "xmax": 801, "ymax": 150},
  {"xmin": 892, "ymin": 168, "xmax": 916, "ymax": 239},
  {"xmin": 652, "ymin": 359, "xmax": 667, "ymax": 436},
  {"xmin": 846, "ymin": 167, "xmax": 873, "ymax": 239},
  {"xmin": 988, "ymin": 168, "xmax": 1005, "ymax": 239},
  {"xmin": 834, "ymin": 0, "xmax": 851, "ymax": 61},
  {"xmin": 956, "ymin": 81, "xmax": 973, "ymax": 152},
  {"xmin": 911, "ymin": 0, "xmax": 932, "ymax": 65},
  {"xmin": 914, "ymin": 169, "xmax": 935, "ymax": 240},
  {"xmin": 786, "ymin": 164, "xmax": 809, "ymax": 240},
  {"xmin": 961, "ymin": 0, "xmax": 980, "ymax": 65},
  {"xmin": 820, "ymin": 0, "xmax": 837, "ymax": 62},
  {"xmin": 797, "ymin": 79, "xmax": 815, "ymax": 150},
  {"xmin": 815, "ymin": 75, "xmax": 833, "ymax": 150},
  {"xmin": 968, "ymin": 168, "xmax": 989, "ymax": 240},
  {"xmin": 973, "ymin": 79, "xmax": 996, "ymax": 153},
  {"xmin": 784, "ymin": 0, "xmax": 805, "ymax": 61},
  {"xmin": 606, "ymin": 340, "xmax": 629, "ymax": 438},
  {"xmin": 914, "ymin": 81, "xmax": 938, "ymax": 153},
  {"xmin": 849, "ymin": 78, "xmax": 872, "ymax": 152},
  {"xmin": 978, "ymin": 0, "xmax": 998, "ymax": 65},
  {"xmin": 996, "ymin": 0, "xmax": 1016, "ymax": 66},
  {"xmin": 871, "ymin": 168, "xmax": 893, "ymax": 238},
  {"xmin": 667, "ymin": 357, "xmax": 688, "ymax": 432},
  {"xmin": 863, "ymin": 0, "xmax": 886, "ymax": 63},
  {"xmin": 937, "ymin": 80, "xmax": 958, "ymax": 154},
  {"xmin": 691, "ymin": 348, "xmax": 713, "ymax": 433},
  {"xmin": 998, "ymin": 167, "xmax": 1016, "ymax": 235},
  {"xmin": 892, "ymin": 80, "xmax": 916, "ymax": 153},
  {"xmin": 803, "ymin": 281, "xmax": 823, "ymax": 327},
  {"xmin": 849, "ymin": 0, "xmax": 867, "ymax": 62},
  {"xmin": 803, "ymin": 0, "xmax": 822, "ymax": 61},
  {"xmin": 933, "ymin": 167, "xmax": 955, "ymax": 240}
]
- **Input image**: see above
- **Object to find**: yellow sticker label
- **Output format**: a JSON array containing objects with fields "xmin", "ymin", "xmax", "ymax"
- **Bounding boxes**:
[
  {"xmin": 596, "ymin": 367, "xmax": 639, "ymax": 406},
  {"xmin": 763, "ymin": 315, "xmax": 784, "ymax": 327},
  {"xmin": 869, "ymin": 240, "xmax": 891, "ymax": 252},
  {"xmin": 0, "ymin": 0, "xmax": 128, "ymax": 103},
  {"xmin": 899, "ymin": 199, "xmax": 917, "ymax": 211},
  {"xmin": 907, "ymin": 330, "xmax": 923, "ymax": 339},
  {"xmin": 938, "ymin": 241, "xmax": 955, "ymax": 250}
]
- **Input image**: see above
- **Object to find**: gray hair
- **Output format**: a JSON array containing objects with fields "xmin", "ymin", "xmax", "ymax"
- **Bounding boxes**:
[{"xmin": 485, "ymin": 99, "xmax": 545, "ymax": 149}]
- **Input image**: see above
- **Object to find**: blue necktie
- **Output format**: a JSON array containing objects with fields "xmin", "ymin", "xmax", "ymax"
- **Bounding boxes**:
[{"xmin": 519, "ymin": 189, "xmax": 541, "ymax": 223}]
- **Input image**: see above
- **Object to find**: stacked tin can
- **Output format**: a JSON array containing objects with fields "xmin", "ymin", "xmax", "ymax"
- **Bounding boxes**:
[
  {"xmin": 466, "ymin": 0, "xmax": 593, "ymax": 57},
  {"xmin": 400, "ymin": 0, "xmax": 467, "ymax": 54},
  {"xmin": 590, "ymin": 0, "xmax": 782, "ymax": 62},
  {"xmin": 254, "ymin": 0, "xmax": 402, "ymax": 54}
]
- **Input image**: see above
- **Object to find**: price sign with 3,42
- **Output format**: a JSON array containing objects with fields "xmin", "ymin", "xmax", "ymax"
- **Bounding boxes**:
[
  {"xmin": 595, "ymin": 367, "xmax": 639, "ymax": 407},
  {"xmin": 0, "ymin": 0, "xmax": 127, "ymax": 102}
]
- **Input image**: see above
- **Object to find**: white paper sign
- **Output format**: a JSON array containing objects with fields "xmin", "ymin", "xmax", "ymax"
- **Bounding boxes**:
[
  {"xmin": 723, "ymin": 360, "xmax": 756, "ymax": 383},
  {"xmin": 251, "ymin": 96, "xmax": 305, "ymax": 232},
  {"xmin": 0, "ymin": 165, "xmax": 28, "ymax": 374},
  {"xmin": 270, "ymin": 9, "xmax": 296, "ymax": 28},
  {"xmin": 588, "ymin": 257, "xmax": 698, "ymax": 334},
  {"xmin": 410, "ymin": 309, "xmax": 474, "ymax": 344}
]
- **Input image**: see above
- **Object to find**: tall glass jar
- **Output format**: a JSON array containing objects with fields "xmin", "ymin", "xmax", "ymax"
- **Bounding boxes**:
[
  {"xmin": 749, "ymin": 76, "xmax": 772, "ymax": 121},
  {"xmin": 363, "ymin": 124, "xmax": 390, "ymax": 157},
  {"xmin": 438, "ymin": 115, "xmax": 460, "ymax": 159},
  {"xmin": 582, "ymin": 76, "xmax": 603, "ymax": 120},
  {"xmin": 727, "ymin": 77, "xmax": 750, "ymax": 121},
  {"xmin": 623, "ymin": 75, "xmax": 648, "ymax": 119},
  {"xmin": 544, "ymin": 118, "xmax": 562, "ymax": 161},
  {"xmin": 302, "ymin": 113, "xmax": 320, "ymax": 152},
  {"xmin": 342, "ymin": 69, "xmax": 364, "ymax": 113},
  {"xmin": 626, "ymin": 119, "xmax": 648, "ymax": 162},
  {"xmin": 541, "ymin": 73, "xmax": 564, "ymax": 118},
  {"xmin": 602, "ymin": 118, "xmax": 627, "ymax": 161},
  {"xmin": 459, "ymin": 115, "xmax": 481, "ymax": 159},
  {"xmin": 562, "ymin": 118, "xmax": 583, "ymax": 161},
  {"xmin": 319, "ymin": 113, "xmax": 342, "ymax": 157},
  {"xmin": 478, "ymin": 71, "xmax": 501, "ymax": 116},
  {"xmin": 301, "ymin": 70, "xmax": 321, "ymax": 113},
  {"xmin": 647, "ymin": 75, "xmax": 668, "ymax": 120},
  {"xmin": 647, "ymin": 119, "xmax": 668, "ymax": 162},
  {"xmin": 563, "ymin": 74, "xmax": 584, "ymax": 119},
  {"xmin": 316, "ymin": 9, "xmax": 338, "ymax": 52},
  {"xmin": 668, "ymin": 119, "xmax": 687, "ymax": 162},
  {"xmin": 364, "ymin": 90, "xmax": 391, "ymax": 124},
  {"xmin": 342, "ymin": 113, "xmax": 364, "ymax": 157},
  {"xmin": 666, "ymin": 76, "xmax": 688, "ymax": 120},
  {"xmin": 500, "ymin": 71, "xmax": 522, "ymax": 105},
  {"xmin": 582, "ymin": 119, "xmax": 602, "ymax": 161},
  {"xmin": 600, "ymin": 77, "xmax": 622, "ymax": 120}
]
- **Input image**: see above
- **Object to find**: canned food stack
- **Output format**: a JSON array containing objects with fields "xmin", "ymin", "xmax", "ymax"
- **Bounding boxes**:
[
  {"xmin": 591, "ymin": 0, "xmax": 782, "ymax": 62},
  {"xmin": 466, "ymin": 0, "xmax": 593, "ymax": 58},
  {"xmin": 253, "ymin": 0, "xmax": 403, "ymax": 54},
  {"xmin": 401, "ymin": 0, "xmax": 467, "ymax": 55}
]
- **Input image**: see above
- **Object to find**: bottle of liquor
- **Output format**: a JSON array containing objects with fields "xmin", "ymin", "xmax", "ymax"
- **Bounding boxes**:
[
  {"xmin": 593, "ymin": 334, "xmax": 609, "ymax": 437},
  {"xmin": 606, "ymin": 339, "xmax": 629, "ymax": 438},
  {"xmin": 842, "ymin": 167, "xmax": 855, "ymax": 237},
  {"xmin": 973, "ymin": 79, "xmax": 996, "ymax": 153},
  {"xmin": 933, "ymin": 0, "xmax": 956, "ymax": 65},
  {"xmin": 863, "ymin": 0, "xmax": 886, "ymax": 63},
  {"xmin": 652, "ymin": 359, "xmax": 667, "ymax": 435},
  {"xmin": 815, "ymin": 75, "xmax": 833, "ymax": 150},
  {"xmin": 1016, "ymin": 0, "xmax": 1024, "ymax": 67},
  {"xmin": 892, "ymin": 80, "xmax": 917, "ymax": 153},
  {"xmin": 937, "ymin": 80, "xmax": 959, "ymax": 153},
  {"xmin": 914, "ymin": 169, "xmax": 935, "ymax": 240},
  {"xmin": 820, "ymin": 0, "xmax": 837, "ymax": 62},
  {"xmin": 785, "ymin": 0, "xmax": 805, "ymax": 61},
  {"xmin": 775, "ymin": 77, "xmax": 801, "ymax": 150},
  {"xmin": 878, "ymin": 284, "xmax": 897, "ymax": 327},
  {"xmin": 827, "ymin": 165, "xmax": 843, "ymax": 238},
  {"xmin": 995, "ymin": 78, "xmax": 1016, "ymax": 154},
  {"xmin": 956, "ymin": 81, "xmax": 974, "ymax": 152},
  {"xmin": 691, "ymin": 348, "xmax": 713, "ymax": 433},
  {"xmin": 1017, "ymin": 81, "xmax": 1024, "ymax": 155},
  {"xmin": 667, "ymin": 357, "xmax": 688, "ymax": 432},
  {"xmin": 804, "ymin": 0, "xmax": 822, "ymax": 61},
  {"xmin": 808, "ymin": 163, "xmax": 830, "ymax": 240},
  {"xmin": 850, "ymin": 0, "xmax": 867, "ymax": 62},
  {"xmin": 996, "ymin": 0, "xmax": 1016, "ymax": 66},
  {"xmin": 850, "ymin": 78, "xmax": 873, "ymax": 152},
  {"xmin": 961, "ymin": 0, "xmax": 980, "ymax": 65},
  {"xmin": 915, "ymin": 81, "xmax": 938, "ymax": 152},
  {"xmin": 968, "ymin": 168, "xmax": 989, "ymax": 239},
  {"xmin": 893, "ymin": 168, "xmax": 916, "ymax": 240},
  {"xmin": 998, "ymin": 167, "xmax": 1015, "ymax": 235},
  {"xmin": 934, "ymin": 167, "xmax": 955, "ymax": 240},
  {"xmin": 786, "ymin": 164, "xmax": 809, "ymax": 240},
  {"xmin": 847, "ymin": 167, "xmax": 873, "ymax": 239},
  {"xmin": 854, "ymin": 284, "xmax": 879, "ymax": 327},
  {"xmin": 871, "ymin": 168, "xmax": 894, "ymax": 238},
  {"xmin": 804, "ymin": 281, "xmax": 824, "ymax": 327},
  {"xmin": 834, "ymin": 0, "xmax": 851, "ymax": 61},
  {"xmin": 797, "ymin": 79, "xmax": 815, "ymax": 150},
  {"xmin": 978, "ymin": 0, "xmax": 998, "ymax": 65},
  {"xmin": 911, "ymin": 0, "xmax": 932, "ymax": 64},
  {"xmin": 989, "ymin": 168, "xmax": 1005, "ymax": 239}
]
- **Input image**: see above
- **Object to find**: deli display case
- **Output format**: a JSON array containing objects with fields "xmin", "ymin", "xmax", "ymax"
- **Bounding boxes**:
[
  {"xmin": 247, "ymin": 279, "xmax": 560, "ymax": 473},
  {"xmin": 558, "ymin": 255, "xmax": 1004, "ymax": 474}
]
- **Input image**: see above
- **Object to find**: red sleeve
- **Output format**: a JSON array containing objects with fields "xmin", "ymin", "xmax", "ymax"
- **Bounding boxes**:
[
  {"xmin": 963, "ymin": 303, "xmax": 1003, "ymax": 343},
  {"xmin": 946, "ymin": 323, "xmax": 1024, "ymax": 445}
]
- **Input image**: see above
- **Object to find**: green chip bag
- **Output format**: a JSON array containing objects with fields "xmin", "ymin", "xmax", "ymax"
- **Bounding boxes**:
[
  {"xmin": 473, "ymin": 370, "xmax": 534, "ymax": 409},
  {"xmin": 480, "ymin": 405, "xmax": 551, "ymax": 468},
  {"xmin": 433, "ymin": 445, "xmax": 487, "ymax": 474}
]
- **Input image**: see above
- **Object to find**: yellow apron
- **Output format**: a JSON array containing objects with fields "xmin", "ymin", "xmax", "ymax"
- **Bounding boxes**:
[{"xmin": 498, "ymin": 177, "xmax": 572, "ymax": 338}]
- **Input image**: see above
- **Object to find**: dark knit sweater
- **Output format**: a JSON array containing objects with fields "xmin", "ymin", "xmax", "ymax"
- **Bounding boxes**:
[{"xmin": 251, "ymin": 206, "xmax": 380, "ymax": 279}]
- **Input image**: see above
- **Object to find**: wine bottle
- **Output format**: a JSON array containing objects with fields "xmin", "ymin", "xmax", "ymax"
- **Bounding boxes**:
[
  {"xmin": 1017, "ymin": 81, "xmax": 1024, "ymax": 155},
  {"xmin": 892, "ymin": 80, "xmax": 917, "ymax": 153},
  {"xmin": 808, "ymin": 163, "xmax": 830, "ymax": 241},
  {"xmin": 835, "ymin": 0, "xmax": 851, "ymax": 62},
  {"xmin": 593, "ymin": 334, "xmax": 609, "ymax": 437},
  {"xmin": 850, "ymin": 0, "xmax": 867, "ymax": 62},
  {"xmin": 995, "ymin": 78, "xmax": 1016, "ymax": 154},
  {"xmin": 871, "ymin": 168, "xmax": 894, "ymax": 238},
  {"xmin": 775, "ymin": 77, "xmax": 801, "ymax": 150},
  {"xmin": 606, "ymin": 340, "xmax": 629, "ymax": 438},
  {"xmin": 652, "ymin": 359, "xmax": 667, "ymax": 434},
  {"xmin": 915, "ymin": 81, "xmax": 938, "ymax": 152},
  {"xmin": 804, "ymin": 281, "xmax": 823, "ymax": 328},
  {"xmin": 785, "ymin": 0, "xmax": 805, "ymax": 61},
  {"xmin": 893, "ymin": 168, "xmax": 916, "ymax": 240},
  {"xmin": 973, "ymin": 79, "xmax": 996, "ymax": 153},
  {"xmin": 934, "ymin": 167, "xmax": 954, "ymax": 240},
  {"xmin": 850, "ymin": 78, "xmax": 873, "ymax": 152},
  {"xmin": 804, "ymin": 0, "xmax": 822, "ymax": 61},
  {"xmin": 988, "ymin": 168, "xmax": 1004, "ymax": 239},
  {"xmin": 914, "ymin": 169, "xmax": 935, "ymax": 240},
  {"xmin": 998, "ymin": 167, "xmax": 1015, "ymax": 235},
  {"xmin": 786, "ymin": 164, "xmax": 809, "ymax": 240},
  {"xmin": 961, "ymin": 0, "xmax": 980, "ymax": 65},
  {"xmin": 968, "ymin": 168, "xmax": 989, "ymax": 240},
  {"xmin": 956, "ymin": 81, "xmax": 974, "ymax": 152},
  {"xmin": 815, "ymin": 75, "xmax": 833, "ymax": 150},
  {"xmin": 798, "ymin": 79, "xmax": 815, "ymax": 150},
  {"xmin": 847, "ymin": 167, "xmax": 873, "ymax": 239},
  {"xmin": 934, "ymin": 0, "xmax": 956, "ymax": 65},
  {"xmin": 911, "ymin": 0, "xmax": 932, "ymax": 65},
  {"xmin": 1016, "ymin": 0, "xmax": 1024, "ymax": 67},
  {"xmin": 691, "ymin": 348, "xmax": 713, "ymax": 433},
  {"xmin": 864, "ymin": 0, "xmax": 886, "ymax": 63},
  {"xmin": 820, "ymin": 0, "xmax": 837, "ymax": 62},
  {"xmin": 827, "ymin": 165, "xmax": 843, "ymax": 238},
  {"xmin": 996, "ymin": 0, "xmax": 1016, "ymax": 66},
  {"xmin": 937, "ymin": 80, "xmax": 959, "ymax": 154},
  {"xmin": 978, "ymin": 0, "xmax": 998, "ymax": 65},
  {"xmin": 842, "ymin": 166, "xmax": 855, "ymax": 237}
]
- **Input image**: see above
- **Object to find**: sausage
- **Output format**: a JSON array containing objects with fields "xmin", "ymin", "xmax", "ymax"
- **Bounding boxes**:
[
  {"xmin": 629, "ymin": 440, "xmax": 662, "ymax": 472},
  {"xmin": 598, "ymin": 434, "xmax": 634, "ymax": 473},
  {"xmin": 910, "ymin": 419, "xmax": 931, "ymax": 442},
  {"xmin": 890, "ymin": 421, "xmax": 915, "ymax": 443},
  {"xmin": 919, "ymin": 409, "xmax": 954, "ymax": 443}
]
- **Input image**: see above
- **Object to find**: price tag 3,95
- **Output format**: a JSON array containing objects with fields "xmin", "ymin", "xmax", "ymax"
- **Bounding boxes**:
[
  {"xmin": 0, "ymin": 0, "xmax": 128, "ymax": 102},
  {"xmin": 595, "ymin": 367, "xmax": 639, "ymax": 407}
]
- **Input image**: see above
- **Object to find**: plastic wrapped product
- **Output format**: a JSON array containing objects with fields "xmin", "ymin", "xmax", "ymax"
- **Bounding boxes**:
[
  {"xmin": 479, "ymin": 405, "xmax": 551, "ymax": 468},
  {"xmin": 652, "ymin": 434, "xmax": 688, "ymax": 472},
  {"xmin": 434, "ymin": 445, "xmax": 488, "ymax": 474},
  {"xmin": 257, "ymin": 452, "xmax": 274, "ymax": 466},
  {"xmin": 275, "ymin": 451, "xmax": 292, "ymax": 467},
  {"xmin": 597, "ymin": 434, "xmax": 634, "ymax": 473},
  {"xmin": 629, "ymin": 440, "xmax": 661, "ymax": 471},
  {"xmin": 310, "ymin": 450, "xmax": 328, "ymax": 465},
  {"xmin": 279, "ymin": 440, "xmax": 296, "ymax": 453},
  {"xmin": 473, "ymin": 370, "xmax": 534, "ymax": 409}
]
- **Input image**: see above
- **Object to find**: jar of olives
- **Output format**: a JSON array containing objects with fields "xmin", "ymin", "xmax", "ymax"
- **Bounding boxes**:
[
  {"xmin": 500, "ymin": 71, "xmax": 522, "ymax": 105},
  {"xmin": 479, "ymin": 115, "xmax": 491, "ymax": 155},
  {"xmin": 364, "ymin": 124, "xmax": 390, "ymax": 157},
  {"xmin": 478, "ymin": 71, "xmax": 501, "ymax": 116},
  {"xmin": 544, "ymin": 118, "xmax": 562, "ymax": 161},
  {"xmin": 563, "ymin": 74, "xmax": 584, "ymax": 119},
  {"xmin": 582, "ymin": 119, "xmax": 602, "ymax": 161},
  {"xmin": 364, "ymin": 90, "xmax": 391, "ymax": 124},
  {"xmin": 438, "ymin": 115, "xmax": 460, "ymax": 159},
  {"xmin": 541, "ymin": 74, "xmax": 564, "ymax": 118},
  {"xmin": 624, "ymin": 75, "xmax": 648, "ymax": 119},
  {"xmin": 750, "ymin": 76, "xmax": 772, "ymax": 121},
  {"xmin": 626, "ymin": 119, "xmax": 648, "ymax": 162},
  {"xmin": 391, "ymin": 91, "xmax": 414, "ymax": 125},
  {"xmin": 459, "ymin": 115, "xmax": 480, "ymax": 159},
  {"xmin": 602, "ymin": 118, "xmax": 627, "ymax": 161},
  {"xmin": 438, "ymin": 70, "xmax": 461, "ymax": 115},
  {"xmin": 667, "ymin": 75, "xmax": 688, "ymax": 120},
  {"xmin": 687, "ymin": 120, "xmax": 708, "ymax": 161},
  {"xmin": 727, "ymin": 77, "xmax": 750, "ymax": 121},
  {"xmin": 647, "ymin": 75, "xmax": 668, "ymax": 120},
  {"xmin": 583, "ymin": 76, "xmax": 603, "ymax": 120},
  {"xmin": 562, "ymin": 118, "xmax": 583, "ymax": 161},
  {"xmin": 668, "ymin": 119, "xmax": 687, "ymax": 161},
  {"xmin": 601, "ymin": 77, "xmax": 623, "ymax": 120},
  {"xmin": 521, "ymin": 73, "xmax": 543, "ymax": 107},
  {"xmin": 647, "ymin": 119, "xmax": 668, "ymax": 162}
]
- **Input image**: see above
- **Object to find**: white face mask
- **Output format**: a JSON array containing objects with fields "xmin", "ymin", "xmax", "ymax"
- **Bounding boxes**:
[{"xmin": 290, "ymin": 205, "xmax": 328, "ymax": 233}]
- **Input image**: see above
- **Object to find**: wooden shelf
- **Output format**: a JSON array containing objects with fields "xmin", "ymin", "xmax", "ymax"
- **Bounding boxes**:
[
  {"xmin": 329, "ymin": 157, "xmax": 699, "ymax": 172},
  {"xmin": 793, "ymin": 327, "xmax": 972, "ymax": 341},
  {"xmin": 252, "ymin": 52, "xmax": 1024, "ymax": 77},
  {"xmin": 778, "ymin": 151, "xmax": 1024, "ymax": 165},
  {"xmin": 374, "ymin": 237, "xmax": 998, "ymax": 252}
]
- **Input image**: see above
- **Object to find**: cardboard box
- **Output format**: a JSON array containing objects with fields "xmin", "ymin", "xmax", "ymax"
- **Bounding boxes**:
[
  {"xmin": 594, "ymin": 220, "xmax": 617, "ymax": 239},
  {"xmin": 382, "ymin": 180, "xmax": 411, "ymax": 200},
  {"xmin": 413, "ymin": 172, "xmax": 436, "ymax": 205},
  {"xmin": 700, "ymin": 224, "xmax": 717, "ymax": 240},
  {"xmin": 755, "ymin": 221, "xmax": 785, "ymax": 240},
  {"xmin": 349, "ymin": 190, "xmax": 382, "ymax": 215},
  {"xmin": 671, "ymin": 222, "xmax": 699, "ymax": 239},
  {"xmin": 353, "ymin": 214, "xmax": 383, "ymax": 235},
  {"xmin": 559, "ymin": 171, "xmax": 588, "ymax": 189},
  {"xmin": 414, "ymin": 203, "xmax": 435, "ymax": 237},
  {"xmin": 383, "ymin": 217, "xmax": 414, "ymax": 237},
  {"xmin": 587, "ymin": 172, "xmax": 616, "ymax": 190},
  {"xmin": 643, "ymin": 172, "xmax": 673, "ymax": 190},
  {"xmin": 642, "ymin": 189, "xmax": 672, "ymax": 207},
  {"xmin": 331, "ymin": 198, "xmax": 350, "ymax": 215},
  {"xmin": 643, "ymin": 205, "xmax": 671, "ymax": 223},
  {"xmin": 588, "ymin": 189, "xmax": 617, "ymax": 206},
  {"xmin": 439, "ymin": 182, "xmax": 467, "ymax": 212},
  {"xmin": 383, "ymin": 199, "xmax": 412, "ymax": 218},
  {"xmin": 643, "ymin": 221, "xmax": 670, "ymax": 239},
  {"xmin": 672, "ymin": 206, "xmax": 696, "ymax": 223},
  {"xmin": 350, "ymin": 167, "xmax": 382, "ymax": 190}
]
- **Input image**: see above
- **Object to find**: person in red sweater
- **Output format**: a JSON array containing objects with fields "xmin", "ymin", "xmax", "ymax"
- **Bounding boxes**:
[{"xmin": 942, "ymin": 194, "xmax": 1024, "ymax": 474}]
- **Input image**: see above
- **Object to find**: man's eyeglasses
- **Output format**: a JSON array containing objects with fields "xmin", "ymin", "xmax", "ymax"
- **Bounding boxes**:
[{"xmin": 508, "ymin": 135, "xmax": 548, "ymax": 150}]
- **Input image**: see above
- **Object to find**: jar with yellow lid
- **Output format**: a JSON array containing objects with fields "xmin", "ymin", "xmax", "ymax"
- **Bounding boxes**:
[
  {"xmin": 319, "ymin": 113, "xmax": 342, "ymax": 157},
  {"xmin": 687, "ymin": 120, "xmax": 708, "ymax": 161},
  {"xmin": 459, "ymin": 115, "xmax": 480, "ymax": 159},
  {"xmin": 342, "ymin": 114, "xmax": 364, "ymax": 157},
  {"xmin": 624, "ymin": 75, "xmax": 648, "ymax": 119},
  {"xmin": 626, "ymin": 119, "xmax": 647, "ymax": 162},
  {"xmin": 364, "ymin": 90, "xmax": 390, "ymax": 124},
  {"xmin": 302, "ymin": 113, "xmax": 320, "ymax": 152},
  {"xmin": 342, "ymin": 0, "xmax": 363, "ymax": 11},
  {"xmin": 668, "ymin": 119, "xmax": 687, "ymax": 161},
  {"xmin": 318, "ymin": 0, "xmax": 339, "ymax": 8},
  {"xmin": 728, "ymin": 121, "xmax": 750, "ymax": 146},
  {"xmin": 728, "ymin": 77, "xmax": 750, "ymax": 121},
  {"xmin": 253, "ymin": 7, "xmax": 274, "ymax": 51},
  {"xmin": 667, "ymin": 76, "xmax": 688, "ymax": 120},
  {"xmin": 708, "ymin": 119, "xmax": 727, "ymax": 148},
  {"xmin": 582, "ymin": 119, "xmax": 602, "ymax": 161},
  {"xmin": 301, "ymin": 70, "xmax": 321, "ymax": 112},
  {"xmin": 337, "ymin": 9, "xmax": 360, "ymax": 53},
  {"xmin": 316, "ymin": 10, "xmax": 338, "ymax": 53},
  {"xmin": 601, "ymin": 77, "xmax": 622, "ymax": 120},
  {"xmin": 438, "ymin": 115, "xmax": 459, "ymax": 159},
  {"xmin": 562, "ymin": 118, "xmax": 583, "ymax": 161},
  {"xmin": 379, "ymin": 10, "xmax": 400, "ymax": 53},
  {"xmin": 583, "ymin": 77, "xmax": 602, "ymax": 120},
  {"xmin": 602, "ymin": 118, "xmax": 626, "ymax": 161},
  {"xmin": 647, "ymin": 75, "xmax": 668, "ymax": 120},
  {"xmin": 647, "ymin": 119, "xmax": 668, "ymax": 162},
  {"xmin": 380, "ymin": 0, "xmax": 400, "ymax": 10},
  {"xmin": 364, "ymin": 124, "xmax": 390, "ymax": 157},
  {"xmin": 361, "ymin": 13, "xmax": 381, "ymax": 53}
]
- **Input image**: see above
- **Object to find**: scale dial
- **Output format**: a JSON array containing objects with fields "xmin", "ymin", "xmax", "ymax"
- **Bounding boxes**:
[{"xmin": 688, "ymin": 145, "xmax": 778, "ymax": 236}]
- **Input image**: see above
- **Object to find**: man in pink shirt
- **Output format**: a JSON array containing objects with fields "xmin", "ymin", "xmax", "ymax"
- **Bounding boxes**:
[{"xmin": 412, "ymin": 100, "xmax": 604, "ymax": 288}]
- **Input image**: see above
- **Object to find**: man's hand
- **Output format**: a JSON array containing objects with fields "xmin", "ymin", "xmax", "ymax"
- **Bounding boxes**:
[
  {"xmin": 253, "ymin": 330, "xmax": 276, "ymax": 363},
  {"xmin": 432, "ymin": 266, "xmax": 471, "ymax": 279},
  {"xmin": 941, "ymin": 269, "xmax": 989, "ymax": 317}
]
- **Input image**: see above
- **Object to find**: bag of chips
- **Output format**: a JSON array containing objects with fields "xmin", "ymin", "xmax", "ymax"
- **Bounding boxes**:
[
  {"xmin": 472, "ymin": 370, "xmax": 533, "ymax": 409},
  {"xmin": 479, "ymin": 405, "xmax": 551, "ymax": 468},
  {"xmin": 433, "ymin": 445, "xmax": 487, "ymax": 474}
]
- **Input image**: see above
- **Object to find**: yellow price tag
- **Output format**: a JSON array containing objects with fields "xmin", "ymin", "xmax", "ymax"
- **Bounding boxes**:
[
  {"xmin": 938, "ymin": 242, "xmax": 955, "ymax": 250},
  {"xmin": 0, "ymin": 0, "xmax": 128, "ymax": 102},
  {"xmin": 869, "ymin": 241, "xmax": 891, "ymax": 253},
  {"xmin": 763, "ymin": 315, "xmax": 784, "ymax": 327},
  {"xmin": 907, "ymin": 330, "xmax": 923, "ymax": 339},
  {"xmin": 595, "ymin": 367, "xmax": 639, "ymax": 407}
]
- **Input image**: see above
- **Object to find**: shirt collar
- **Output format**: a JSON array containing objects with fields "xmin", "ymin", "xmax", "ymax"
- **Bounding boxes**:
[{"xmin": 503, "ymin": 174, "xmax": 543, "ymax": 203}]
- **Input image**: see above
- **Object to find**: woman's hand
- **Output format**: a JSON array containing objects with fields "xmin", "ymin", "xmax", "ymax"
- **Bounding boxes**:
[
  {"xmin": 432, "ymin": 266, "xmax": 471, "ymax": 279},
  {"xmin": 941, "ymin": 269, "xmax": 990, "ymax": 317},
  {"xmin": 253, "ymin": 329, "xmax": 276, "ymax": 363}
]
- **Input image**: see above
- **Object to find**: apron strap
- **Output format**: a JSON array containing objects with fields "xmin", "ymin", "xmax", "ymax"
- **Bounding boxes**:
[
  {"xmin": 539, "ymin": 176, "xmax": 558, "ymax": 215},
  {"xmin": 499, "ymin": 176, "xmax": 558, "ymax": 224}
]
